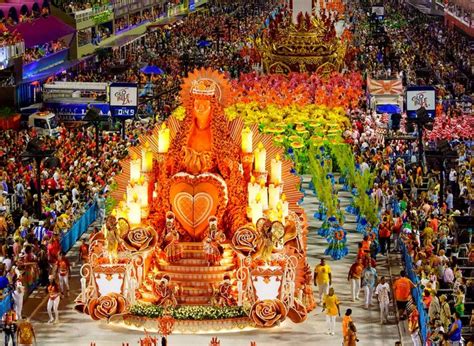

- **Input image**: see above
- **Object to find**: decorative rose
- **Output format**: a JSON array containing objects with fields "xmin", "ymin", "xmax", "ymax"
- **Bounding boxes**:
[
  {"xmin": 122, "ymin": 226, "xmax": 158, "ymax": 252},
  {"xmin": 250, "ymin": 299, "xmax": 287, "ymax": 328},
  {"xmin": 231, "ymin": 225, "xmax": 262, "ymax": 257},
  {"xmin": 87, "ymin": 293, "xmax": 128, "ymax": 320},
  {"xmin": 287, "ymin": 298, "xmax": 308, "ymax": 324}
]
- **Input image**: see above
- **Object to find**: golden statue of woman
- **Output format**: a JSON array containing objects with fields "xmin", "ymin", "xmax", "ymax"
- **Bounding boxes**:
[{"xmin": 152, "ymin": 69, "xmax": 248, "ymax": 241}]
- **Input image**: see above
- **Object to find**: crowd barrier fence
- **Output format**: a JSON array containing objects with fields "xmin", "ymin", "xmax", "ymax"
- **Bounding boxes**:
[
  {"xmin": 400, "ymin": 241, "xmax": 429, "ymax": 344},
  {"xmin": 60, "ymin": 202, "xmax": 97, "ymax": 253}
]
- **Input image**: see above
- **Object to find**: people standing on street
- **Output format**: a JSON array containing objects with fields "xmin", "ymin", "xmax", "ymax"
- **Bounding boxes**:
[
  {"xmin": 2, "ymin": 306, "xmax": 17, "ymax": 346},
  {"xmin": 314, "ymin": 258, "xmax": 332, "ymax": 303},
  {"xmin": 342, "ymin": 308, "xmax": 358, "ymax": 345},
  {"xmin": 362, "ymin": 262, "xmax": 377, "ymax": 309},
  {"xmin": 11, "ymin": 280, "xmax": 24, "ymax": 319},
  {"xmin": 393, "ymin": 270, "xmax": 415, "ymax": 319},
  {"xmin": 56, "ymin": 252, "xmax": 70, "ymax": 296},
  {"xmin": 46, "ymin": 275, "xmax": 60, "ymax": 324},
  {"xmin": 347, "ymin": 259, "xmax": 363, "ymax": 302},
  {"xmin": 322, "ymin": 287, "xmax": 340, "ymax": 336},
  {"xmin": 16, "ymin": 319, "xmax": 36, "ymax": 346},
  {"xmin": 408, "ymin": 301, "xmax": 422, "ymax": 346},
  {"xmin": 375, "ymin": 276, "xmax": 391, "ymax": 324},
  {"xmin": 378, "ymin": 216, "xmax": 392, "ymax": 256}
]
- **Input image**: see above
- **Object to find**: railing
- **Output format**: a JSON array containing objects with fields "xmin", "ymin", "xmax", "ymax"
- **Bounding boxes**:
[
  {"xmin": 74, "ymin": 4, "xmax": 113, "ymax": 23},
  {"xmin": 400, "ymin": 242, "xmax": 429, "ymax": 344},
  {"xmin": 61, "ymin": 202, "xmax": 97, "ymax": 253}
]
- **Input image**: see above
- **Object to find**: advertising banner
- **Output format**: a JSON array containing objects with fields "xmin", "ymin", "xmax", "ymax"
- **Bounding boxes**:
[
  {"xmin": 43, "ymin": 101, "xmax": 110, "ymax": 121},
  {"xmin": 109, "ymin": 83, "xmax": 138, "ymax": 118},
  {"xmin": 406, "ymin": 86, "xmax": 436, "ymax": 118}
]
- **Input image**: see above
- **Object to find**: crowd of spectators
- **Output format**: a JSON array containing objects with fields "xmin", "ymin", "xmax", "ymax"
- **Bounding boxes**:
[
  {"xmin": 22, "ymin": 39, "xmax": 68, "ymax": 64},
  {"xmin": 115, "ymin": 10, "xmax": 153, "ymax": 32},
  {"xmin": 0, "ymin": 123, "xmax": 151, "ymax": 312},
  {"xmin": 341, "ymin": 101, "xmax": 473, "ymax": 345},
  {"xmin": 0, "ymin": 5, "xmax": 50, "ymax": 26},
  {"xmin": 58, "ymin": 0, "xmax": 275, "ymax": 116},
  {"xmin": 353, "ymin": 0, "xmax": 472, "ymax": 100},
  {"xmin": 59, "ymin": 0, "xmax": 103, "ymax": 14},
  {"xmin": 343, "ymin": 1, "xmax": 474, "ymax": 345},
  {"xmin": 0, "ymin": 27, "xmax": 23, "ymax": 48},
  {"xmin": 446, "ymin": 0, "xmax": 473, "ymax": 26}
]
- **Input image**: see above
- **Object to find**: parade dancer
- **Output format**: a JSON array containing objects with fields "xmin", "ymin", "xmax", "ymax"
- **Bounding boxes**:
[
  {"xmin": 56, "ymin": 252, "xmax": 70, "ymax": 296},
  {"xmin": 46, "ymin": 276, "xmax": 60, "ymax": 323}
]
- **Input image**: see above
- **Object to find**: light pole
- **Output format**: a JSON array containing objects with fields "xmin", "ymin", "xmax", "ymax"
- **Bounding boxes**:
[
  {"xmin": 83, "ymin": 106, "xmax": 107, "ymax": 158},
  {"xmin": 21, "ymin": 139, "xmax": 56, "ymax": 218}
]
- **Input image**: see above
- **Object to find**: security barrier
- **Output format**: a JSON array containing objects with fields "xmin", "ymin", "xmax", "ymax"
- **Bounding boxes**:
[{"xmin": 400, "ymin": 241, "xmax": 428, "ymax": 343}]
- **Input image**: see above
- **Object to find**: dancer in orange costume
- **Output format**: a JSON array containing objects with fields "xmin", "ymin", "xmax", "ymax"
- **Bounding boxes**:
[
  {"xmin": 152, "ymin": 274, "xmax": 178, "ymax": 308},
  {"xmin": 46, "ymin": 276, "xmax": 60, "ymax": 323},
  {"xmin": 203, "ymin": 216, "xmax": 226, "ymax": 266},
  {"xmin": 163, "ymin": 212, "xmax": 182, "ymax": 263},
  {"xmin": 211, "ymin": 274, "xmax": 236, "ymax": 307}
]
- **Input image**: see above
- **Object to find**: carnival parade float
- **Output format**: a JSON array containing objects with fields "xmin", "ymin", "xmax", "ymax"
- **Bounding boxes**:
[
  {"xmin": 256, "ymin": 0, "xmax": 350, "ymax": 74},
  {"xmin": 75, "ymin": 69, "xmax": 314, "ymax": 333}
]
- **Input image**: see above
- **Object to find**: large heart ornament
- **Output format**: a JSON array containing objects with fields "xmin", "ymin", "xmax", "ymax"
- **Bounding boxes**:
[{"xmin": 169, "ymin": 173, "xmax": 228, "ymax": 240}]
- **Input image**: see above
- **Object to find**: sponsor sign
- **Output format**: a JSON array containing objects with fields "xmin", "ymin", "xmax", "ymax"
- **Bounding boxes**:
[
  {"xmin": 406, "ymin": 86, "xmax": 436, "ymax": 118},
  {"xmin": 109, "ymin": 83, "xmax": 138, "ymax": 118}
]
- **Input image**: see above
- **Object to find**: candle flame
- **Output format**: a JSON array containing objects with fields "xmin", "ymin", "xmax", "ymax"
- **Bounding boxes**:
[
  {"xmin": 143, "ymin": 141, "xmax": 150, "ymax": 149},
  {"xmin": 257, "ymin": 142, "xmax": 264, "ymax": 150},
  {"xmin": 250, "ymin": 175, "xmax": 256, "ymax": 184},
  {"xmin": 256, "ymin": 192, "xmax": 262, "ymax": 203},
  {"xmin": 160, "ymin": 123, "xmax": 167, "ymax": 130},
  {"xmin": 275, "ymin": 153, "xmax": 281, "ymax": 161},
  {"xmin": 259, "ymin": 180, "xmax": 265, "ymax": 188},
  {"xmin": 281, "ymin": 193, "xmax": 287, "ymax": 202},
  {"xmin": 132, "ymin": 193, "xmax": 139, "ymax": 203}
]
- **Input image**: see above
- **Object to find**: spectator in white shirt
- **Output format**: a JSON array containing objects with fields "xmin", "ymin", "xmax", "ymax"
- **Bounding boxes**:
[
  {"xmin": 375, "ymin": 276, "xmax": 391, "ymax": 324},
  {"xmin": 446, "ymin": 187, "xmax": 454, "ymax": 211},
  {"xmin": 2, "ymin": 254, "xmax": 12, "ymax": 272},
  {"xmin": 20, "ymin": 210, "xmax": 30, "ymax": 229},
  {"xmin": 72, "ymin": 186, "xmax": 79, "ymax": 203}
]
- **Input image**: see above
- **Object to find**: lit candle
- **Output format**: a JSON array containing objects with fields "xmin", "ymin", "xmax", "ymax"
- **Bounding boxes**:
[
  {"xmin": 126, "ymin": 185, "xmax": 134, "ymax": 204},
  {"xmin": 250, "ymin": 195, "xmax": 263, "ymax": 226},
  {"xmin": 241, "ymin": 126, "xmax": 253, "ymax": 153},
  {"xmin": 117, "ymin": 202, "xmax": 128, "ymax": 219},
  {"xmin": 247, "ymin": 176, "xmax": 259, "ymax": 205},
  {"xmin": 254, "ymin": 142, "xmax": 266, "ymax": 173},
  {"xmin": 268, "ymin": 184, "xmax": 281, "ymax": 210},
  {"xmin": 281, "ymin": 193, "xmax": 289, "ymax": 220},
  {"xmin": 141, "ymin": 142, "xmax": 153, "ymax": 173},
  {"xmin": 137, "ymin": 177, "xmax": 148, "ymax": 208},
  {"xmin": 128, "ymin": 194, "xmax": 141, "ymax": 225},
  {"xmin": 270, "ymin": 154, "xmax": 282, "ymax": 185},
  {"xmin": 130, "ymin": 157, "xmax": 141, "ymax": 182},
  {"xmin": 158, "ymin": 123, "xmax": 170, "ymax": 153},
  {"xmin": 259, "ymin": 181, "xmax": 268, "ymax": 210}
]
